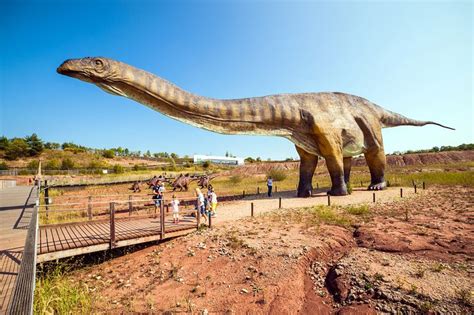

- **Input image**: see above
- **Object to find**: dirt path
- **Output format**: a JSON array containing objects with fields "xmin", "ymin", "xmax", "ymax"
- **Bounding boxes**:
[{"xmin": 212, "ymin": 186, "xmax": 416, "ymax": 223}]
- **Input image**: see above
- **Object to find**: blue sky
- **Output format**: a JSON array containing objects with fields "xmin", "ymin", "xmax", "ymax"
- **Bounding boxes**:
[{"xmin": 1, "ymin": 1, "xmax": 472, "ymax": 160}]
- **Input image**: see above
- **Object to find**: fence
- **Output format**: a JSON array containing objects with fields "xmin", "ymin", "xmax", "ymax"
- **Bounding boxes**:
[{"xmin": 8, "ymin": 184, "xmax": 40, "ymax": 315}]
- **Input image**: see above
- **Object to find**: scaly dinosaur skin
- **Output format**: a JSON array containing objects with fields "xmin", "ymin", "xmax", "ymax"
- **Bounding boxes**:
[{"xmin": 57, "ymin": 57, "xmax": 454, "ymax": 197}]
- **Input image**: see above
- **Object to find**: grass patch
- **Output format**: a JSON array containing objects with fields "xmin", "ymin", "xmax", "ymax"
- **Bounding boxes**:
[
  {"xmin": 228, "ymin": 175, "xmax": 243, "ymax": 184},
  {"xmin": 345, "ymin": 204, "xmax": 370, "ymax": 216},
  {"xmin": 264, "ymin": 205, "xmax": 352, "ymax": 228},
  {"xmin": 34, "ymin": 263, "xmax": 93, "ymax": 314}
]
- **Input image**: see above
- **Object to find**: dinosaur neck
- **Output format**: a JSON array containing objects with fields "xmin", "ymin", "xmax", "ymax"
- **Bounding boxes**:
[{"xmin": 108, "ymin": 66, "xmax": 295, "ymax": 135}]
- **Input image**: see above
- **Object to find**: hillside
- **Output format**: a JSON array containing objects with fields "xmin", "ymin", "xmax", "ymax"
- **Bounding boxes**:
[{"xmin": 225, "ymin": 150, "xmax": 474, "ymax": 176}]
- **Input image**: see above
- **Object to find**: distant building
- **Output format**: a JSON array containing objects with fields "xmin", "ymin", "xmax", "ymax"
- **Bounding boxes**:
[{"xmin": 193, "ymin": 155, "xmax": 245, "ymax": 166}]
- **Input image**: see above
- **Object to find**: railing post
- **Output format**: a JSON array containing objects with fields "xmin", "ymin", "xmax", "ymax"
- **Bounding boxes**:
[
  {"xmin": 109, "ymin": 202, "xmax": 116, "ymax": 249},
  {"xmin": 251, "ymin": 202, "xmax": 254, "ymax": 217},
  {"xmin": 422, "ymin": 181, "xmax": 426, "ymax": 190},
  {"xmin": 196, "ymin": 206, "xmax": 200, "ymax": 229},
  {"xmin": 208, "ymin": 210, "xmax": 212, "ymax": 228},
  {"xmin": 327, "ymin": 195, "xmax": 331, "ymax": 206},
  {"xmin": 257, "ymin": 187, "xmax": 260, "ymax": 195},
  {"xmin": 373, "ymin": 192, "xmax": 376, "ymax": 203},
  {"xmin": 44, "ymin": 180, "xmax": 49, "ymax": 220},
  {"xmin": 242, "ymin": 190, "xmax": 245, "ymax": 198},
  {"xmin": 400, "ymin": 188, "xmax": 403, "ymax": 198},
  {"xmin": 87, "ymin": 196, "xmax": 92, "ymax": 220},
  {"xmin": 128, "ymin": 195, "xmax": 132, "ymax": 216},
  {"xmin": 414, "ymin": 185, "xmax": 417, "ymax": 194},
  {"xmin": 275, "ymin": 186, "xmax": 278, "ymax": 193},
  {"xmin": 316, "ymin": 182, "xmax": 319, "ymax": 189},
  {"xmin": 160, "ymin": 199, "xmax": 165, "ymax": 239},
  {"xmin": 279, "ymin": 197, "xmax": 282, "ymax": 209}
]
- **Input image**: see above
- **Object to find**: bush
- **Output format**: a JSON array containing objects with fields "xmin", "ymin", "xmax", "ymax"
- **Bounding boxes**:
[
  {"xmin": 0, "ymin": 162, "xmax": 8, "ymax": 170},
  {"xmin": 229, "ymin": 175, "xmax": 243, "ymax": 184},
  {"xmin": 87, "ymin": 160, "xmax": 107, "ymax": 169},
  {"xmin": 202, "ymin": 161, "xmax": 210, "ymax": 169},
  {"xmin": 112, "ymin": 164, "xmax": 124, "ymax": 174},
  {"xmin": 102, "ymin": 150, "xmax": 115, "ymax": 159},
  {"xmin": 266, "ymin": 169, "xmax": 287, "ymax": 181},
  {"xmin": 61, "ymin": 158, "xmax": 75, "ymax": 170},
  {"xmin": 45, "ymin": 159, "xmax": 61, "ymax": 170},
  {"xmin": 27, "ymin": 160, "xmax": 39, "ymax": 170}
]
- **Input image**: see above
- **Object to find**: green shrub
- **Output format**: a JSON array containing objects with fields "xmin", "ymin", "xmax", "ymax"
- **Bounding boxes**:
[
  {"xmin": 27, "ymin": 160, "xmax": 39, "ymax": 170},
  {"xmin": 102, "ymin": 149, "xmax": 115, "ymax": 159},
  {"xmin": 0, "ymin": 161, "xmax": 8, "ymax": 170},
  {"xmin": 87, "ymin": 160, "xmax": 106, "ymax": 169},
  {"xmin": 266, "ymin": 169, "xmax": 287, "ymax": 181},
  {"xmin": 5, "ymin": 138, "xmax": 29, "ymax": 160},
  {"xmin": 202, "ymin": 161, "xmax": 210, "ymax": 169},
  {"xmin": 229, "ymin": 175, "xmax": 243, "ymax": 184},
  {"xmin": 45, "ymin": 159, "xmax": 61, "ymax": 170},
  {"xmin": 61, "ymin": 158, "xmax": 75, "ymax": 170},
  {"xmin": 112, "ymin": 164, "xmax": 124, "ymax": 174}
]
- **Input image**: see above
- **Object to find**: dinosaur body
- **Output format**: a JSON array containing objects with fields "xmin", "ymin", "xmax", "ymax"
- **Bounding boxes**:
[
  {"xmin": 57, "ymin": 57, "xmax": 454, "ymax": 197},
  {"xmin": 171, "ymin": 174, "xmax": 194, "ymax": 191}
]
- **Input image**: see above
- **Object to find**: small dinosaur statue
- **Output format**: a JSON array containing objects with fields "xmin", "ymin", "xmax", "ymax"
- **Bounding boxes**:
[{"xmin": 57, "ymin": 57, "xmax": 454, "ymax": 197}]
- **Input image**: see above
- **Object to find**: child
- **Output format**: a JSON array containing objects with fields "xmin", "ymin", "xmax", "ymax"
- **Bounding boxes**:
[
  {"xmin": 210, "ymin": 189, "xmax": 218, "ymax": 217},
  {"xmin": 171, "ymin": 195, "xmax": 180, "ymax": 223}
]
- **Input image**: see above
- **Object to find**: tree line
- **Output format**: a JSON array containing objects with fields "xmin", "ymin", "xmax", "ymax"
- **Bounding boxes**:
[{"xmin": 0, "ymin": 134, "xmax": 185, "ymax": 161}]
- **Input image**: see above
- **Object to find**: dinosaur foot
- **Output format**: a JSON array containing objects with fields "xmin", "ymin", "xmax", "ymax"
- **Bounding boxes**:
[
  {"xmin": 327, "ymin": 186, "xmax": 348, "ymax": 196},
  {"xmin": 297, "ymin": 189, "xmax": 312, "ymax": 198},
  {"xmin": 368, "ymin": 182, "xmax": 387, "ymax": 191}
]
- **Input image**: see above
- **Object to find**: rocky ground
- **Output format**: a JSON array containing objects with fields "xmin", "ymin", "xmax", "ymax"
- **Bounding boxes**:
[{"xmin": 62, "ymin": 186, "xmax": 472, "ymax": 314}]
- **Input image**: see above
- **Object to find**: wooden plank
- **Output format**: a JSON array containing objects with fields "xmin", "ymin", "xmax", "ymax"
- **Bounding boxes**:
[
  {"xmin": 53, "ymin": 228, "xmax": 65, "ymax": 251},
  {"xmin": 77, "ymin": 223, "xmax": 100, "ymax": 246},
  {"xmin": 62, "ymin": 226, "xmax": 78, "ymax": 249},
  {"xmin": 69, "ymin": 224, "xmax": 93, "ymax": 247},
  {"xmin": 66, "ymin": 224, "xmax": 87, "ymax": 248},
  {"xmin": 44, "ymin": 228, "xmax": 51, "ymax": 253},
  {"xmin": 57, "ymin": 226, "xmax": 72, "ymax": 250}
]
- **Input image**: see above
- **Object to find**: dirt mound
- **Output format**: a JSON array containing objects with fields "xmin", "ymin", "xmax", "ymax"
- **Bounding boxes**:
[{"xmin": 226, "ymin": 150, "xmax": 474, "ymax": 176}]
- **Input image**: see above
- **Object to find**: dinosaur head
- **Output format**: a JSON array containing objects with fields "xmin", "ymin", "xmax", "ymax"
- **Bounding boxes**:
[{"xmin": 57, "ymin": 57, "xmax": 125, "ymax": 96}]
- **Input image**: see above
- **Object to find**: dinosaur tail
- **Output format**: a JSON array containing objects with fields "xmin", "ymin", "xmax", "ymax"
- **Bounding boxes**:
[{"xmin": 380, "ymin": 110, "xmax": 455, "ymax": 130}]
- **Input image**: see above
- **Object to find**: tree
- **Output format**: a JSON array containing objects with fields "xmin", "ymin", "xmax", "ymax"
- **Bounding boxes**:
[
  {"xmin": 144, "ymin": 150, "xmax": 151, "ymax": 158},
  {"xmin": 0, "ymin": 136, "xmax": 9, "ymax": 150},
  {"xmin": 25, "ymin": 133, "xmax": 44, "ymax": 156},
  {"xmin": 170, "ymin": 152, "xmax": 179, "ymax": 159},
  {"xmin": 0, "ymin": 162, "xmax": 8, "ymax": 170},
  {"xmin": 225, "ymin": 151, "xmax": 229, "ymax": 157},
  {"xmin": 245, "ymin": 157, "xmax": 255, "ymax": 163},
  {"xmin": 44, "ymin": 142, "xmax": 61, "ymax": 150},
  {"xmin": 5, "ymin": 138, "xmax": 29, "ymax": 160}
]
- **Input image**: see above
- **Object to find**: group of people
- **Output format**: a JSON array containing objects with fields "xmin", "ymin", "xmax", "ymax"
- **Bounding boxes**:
[
  {"xmin": 195, "ymin": 185, "xmax": 218, "ymax": 221},
  {"xmin": 151, "ymin": 180, "xmax": 218, "ymax": 224}
]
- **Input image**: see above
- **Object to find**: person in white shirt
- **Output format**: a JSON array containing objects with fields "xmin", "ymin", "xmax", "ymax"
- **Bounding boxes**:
[
  {"xmin": 267, "ymin": 176, "xmax": 273, "ymax": 197},
  {"xmin": 195, "ymin": 188, "xmax": 206, "ymax": 222},
  {"xmin": 170, "ymin": 195, "xmax": 180, "ymax": 223}
]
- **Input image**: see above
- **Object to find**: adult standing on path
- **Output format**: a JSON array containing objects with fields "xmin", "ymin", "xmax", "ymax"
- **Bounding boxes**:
[{"xmin": 267, "ymin": 176, "xmax": 273, "ymax": 197}]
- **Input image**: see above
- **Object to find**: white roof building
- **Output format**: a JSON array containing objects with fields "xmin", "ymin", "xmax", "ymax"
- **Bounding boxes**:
[{"xmin": 193, "ymin": 155, "xmax": 245, "ymax": 166}]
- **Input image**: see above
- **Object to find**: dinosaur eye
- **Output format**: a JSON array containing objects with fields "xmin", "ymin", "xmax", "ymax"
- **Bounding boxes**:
[{"xmin": 94, "ymin": 59, "xmax": 103, "ymax": 67}]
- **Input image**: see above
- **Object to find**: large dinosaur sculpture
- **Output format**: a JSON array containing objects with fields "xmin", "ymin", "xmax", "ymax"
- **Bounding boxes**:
[{"xmin": 57, "ymin": 57, "xmax": 454, "ymax": 197}]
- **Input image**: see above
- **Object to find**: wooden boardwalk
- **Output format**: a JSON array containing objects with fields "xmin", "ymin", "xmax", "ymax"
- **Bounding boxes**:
[
  {"xmin": 0, "ymin": 186, "xmax": 36, "ymax": 314},
  {"xmin": 37, "ymin": 215, "xmax": 198, "ymax": 262}
]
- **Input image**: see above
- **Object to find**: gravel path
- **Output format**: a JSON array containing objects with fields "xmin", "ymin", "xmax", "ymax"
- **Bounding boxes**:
[{"xmin": 211, "ymin": 187, "xmax": 417, "ymax": 224}]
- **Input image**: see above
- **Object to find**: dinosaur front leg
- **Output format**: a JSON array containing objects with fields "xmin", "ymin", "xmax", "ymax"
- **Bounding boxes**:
[
  {"xmin": 364, "ymin": 147, "xmax": 387, "ymax": 190},
  {"xmin": 325, "ymin": 154, "xmax": 348, "ymax": 196},
  {"xmin": 295, "ymin": 145, "xmax": 318, "ymax": 198},
  {"xmin": 343, "ymin": 157, "xmax": 352, "ymax": 184}
]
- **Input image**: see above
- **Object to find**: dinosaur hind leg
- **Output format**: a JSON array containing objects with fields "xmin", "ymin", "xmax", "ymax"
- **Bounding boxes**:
[
  {"xmin": 343, "ymin": 157, "xmax": 352, "ymax": 184},
  {"xmin": 295, "ymin": 145, "xmax": 318, "ymax": 198},
  {"xmin": 364, "ymin": 147, "xmax": 387, "ymax": 190}
]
